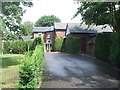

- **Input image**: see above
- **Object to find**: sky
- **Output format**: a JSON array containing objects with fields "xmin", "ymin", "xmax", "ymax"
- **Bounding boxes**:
[{"xmin": 21, "ymin": 0, "xmax": 82, "ymax": 24}]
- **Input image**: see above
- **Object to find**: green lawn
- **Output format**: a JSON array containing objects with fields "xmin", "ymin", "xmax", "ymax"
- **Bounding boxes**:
[{"xmin": 0, "ymin": 54, "xmax": 24, "ymax": 88}]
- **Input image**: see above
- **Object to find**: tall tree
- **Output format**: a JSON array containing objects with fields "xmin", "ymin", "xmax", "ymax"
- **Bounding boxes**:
[
  {"xmin": 74, "ymin": 2, "xmax": 120, "ymax": 32},
  {"xmin": 20, "ymin": 21, "xmax": 33, "ymax": 36},
  {"xmin": 0, "ymin": 2, "xmax": 33, "ymax": 40},
  {"xmin": 35, "ymin": 15, "xmax": 61, "ymax": 27}
]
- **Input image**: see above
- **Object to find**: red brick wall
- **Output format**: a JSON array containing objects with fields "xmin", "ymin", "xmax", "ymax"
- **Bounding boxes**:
[
  {"xmin": 69, "ymin": 33, "xmax": 95, "ymax": 54},
  {"xmin": 55, "ymin": 30, "xmax": 66, "ymax": 38},
  {"xmin": 45, "ymin": 31, "xmax": 55, "ymax": 45}
]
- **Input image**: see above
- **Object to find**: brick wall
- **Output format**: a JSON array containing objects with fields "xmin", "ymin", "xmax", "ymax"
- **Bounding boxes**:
[{"xmin": 55, "ymin": 30, "xmax": 66, "ymax": 38}]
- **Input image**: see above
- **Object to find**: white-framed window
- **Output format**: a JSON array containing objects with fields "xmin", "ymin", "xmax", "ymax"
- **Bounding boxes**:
[
  {"xmin": 47, "ymin": 34, "xmax": 50, "ymax": 38},
  {"xmin": 38, "ymin": 33, "xmax": 42, "ymax": 36}
]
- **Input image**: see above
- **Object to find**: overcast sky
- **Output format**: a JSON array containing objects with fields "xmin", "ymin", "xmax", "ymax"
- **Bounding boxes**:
[{"xmin": 21, "ymin": 0, "xmax": 82, "ymax": 24}]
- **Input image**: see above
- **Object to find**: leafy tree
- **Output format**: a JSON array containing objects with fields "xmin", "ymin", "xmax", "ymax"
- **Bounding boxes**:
[
  {"xmin": 1, "ymin": 2, "xmax": 33, "ymax": 40},
  {"xmin": 35, "ymin": 15, "xmax": 61, "ymax": 27},
  {"xmin": 74, "ymin": 2, "xmax": 120, "ymax": 32},
  {"xmin": 20, "ymin": 21, "xmax": 33, "ymax": 36}
]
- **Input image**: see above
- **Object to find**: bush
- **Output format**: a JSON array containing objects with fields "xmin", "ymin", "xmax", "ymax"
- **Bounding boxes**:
[
  {"xmin": 3, "ymin": 37, "xmax": 43, "ymax": 54},
  {"xmin": 18, "ymin": 45, "xmax": 44, "ymax": 88},
  {"xmin": 109, "ymin": 32, "xmax": 120, "ymax": 67},
  {"xmin": 94, "ymin": 33, "xmax": 111, "ymax": 62},
  {"xmin": 4, "ymin": 40, "xmax": 33, "ymax": 54},
  {"xmin": 31, "ymin": 37, "xmax": 44, "ymax": 50},
  {"xmin": 54, "ymin": 37, "xmax": 64, "ymax": 51},
  {"xmin": 65, "ymin": 36, "xmax": 80, "ymax": 54}
]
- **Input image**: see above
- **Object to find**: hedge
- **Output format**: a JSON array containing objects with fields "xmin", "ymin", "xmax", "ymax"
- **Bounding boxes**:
[
  {"xmin": 18, "ymin": 45, "xmax": 44, "ymax": 88},
  {"xmin": 95, "ymin": 32, "xmax": 120, "ymax": 67},
  {"xmin": 3, "ymin": 37, "xmax": 43, "ymax": 53},
  {"xmin": 94, "ymin": 33, "xmax": 111, "ymax": 62},
  {"xmin": 64, "ymin": 36, "xmax": 80, "ymax": 54},
  {"xmin": 54, "ymin": 37, "xmax": 64, "ymax": 51},
  {"xmin": 109, "ymin": 32, "xmax": 120, "ymax": 66}
]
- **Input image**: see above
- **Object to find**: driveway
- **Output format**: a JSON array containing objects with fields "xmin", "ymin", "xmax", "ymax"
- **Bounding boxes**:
[{"xmin": 42, "ymin": 52, "xmax": 119, "ymax": 88}]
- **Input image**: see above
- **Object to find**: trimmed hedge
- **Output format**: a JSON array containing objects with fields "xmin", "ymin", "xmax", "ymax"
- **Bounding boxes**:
[
  {"xmin": 95, "ymin": 32, "xmax": 120, "ymax": 67},
  {"xmin": 18, "ymin": 45, "xmax": 44, "ymax": 88},
  {"xmin": 94, "ymin": 33, "xmax": 111, "ymax": 61},
  {"xmin": 4, "ymin": 40, "xmax": 33, "ymax": 54},
  {"xmin": 109, "ymin": 32, "xmax": 120, "ymax": 66},
  {"xmin": 3, "ymin": 37, "xmax": 43, "ymax": 53},
  {"xmin": 54, "ymin": 37, "xmax": 64, "ymax": 51},
  {"xmin": 64, "ymin": 36, "xmax": 80, "ymax": 54}
]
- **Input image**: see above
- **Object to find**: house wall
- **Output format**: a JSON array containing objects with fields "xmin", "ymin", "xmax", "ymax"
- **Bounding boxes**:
[
  {"xmin": 69, "ymin": 33, "xmax": 96, "ymax": 54},
  {"xmin": 45, "ymin": 31, "xmax": 55, "ymax": 45},
  {"xmin": 55, "ymin": 30, "xmax": 66, "ymax": 38}
]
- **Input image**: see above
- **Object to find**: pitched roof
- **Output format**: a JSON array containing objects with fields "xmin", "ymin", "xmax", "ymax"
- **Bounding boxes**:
[
  {"xmin": 21, "ymin": 36, "xmax": 33, "ymax": 40},
  {"xmin": 66, "ymin": 23, "xmax": 112, "ymax": 35},
  {"xmin": 33, "ymin": 26, "xmax": 54, "ymax": 33},
  {"xmin": 54, "ymin": 23, "xmax": 67, "ymax": 30}
]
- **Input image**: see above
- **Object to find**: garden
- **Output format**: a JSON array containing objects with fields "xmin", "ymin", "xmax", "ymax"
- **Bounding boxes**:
[{"xmin": 1, "ymin": 37, "xmax": 44, "ymax": 89}]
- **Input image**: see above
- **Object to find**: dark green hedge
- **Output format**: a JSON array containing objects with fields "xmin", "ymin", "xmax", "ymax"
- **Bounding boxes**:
[
  {"xmin": 109, "ymin": 32, "xmax": 120, "ymax": 66},
  {"xmin": 64, "ymin": 36, "xmax": 80, "ymax": 54},
  {"xmin": 4, "ymin": 37, "xmax": 43, "ymax": 53},
  {"xmin": 94, "ymin": 33, "xmax": 111, "ymax": 61},
  {"xmin": 18, "ymin": 45, "xmax": 44, "ymax": 88},
  {"xmin": 95, "ymin": 32, "xmax": 120, "ymax": 67},
  {"xmin": 54, "ymin": 37, "xmax": 64, "ymax": 51}
]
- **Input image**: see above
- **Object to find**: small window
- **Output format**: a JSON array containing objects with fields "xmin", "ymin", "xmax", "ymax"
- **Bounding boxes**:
[
  {"xmin": 38, "ymin": 33, "xmax": 42, "ymax": 36},
  {"xmin": 47, "ymin": 34, "xmax": 50, "ymax": 38}
]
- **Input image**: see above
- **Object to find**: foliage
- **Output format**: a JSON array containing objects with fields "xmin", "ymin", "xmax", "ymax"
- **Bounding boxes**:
[
  {"xmin": 18, "ymin": 45, "xmax": 44, "ymax": 88},
  {"xmin": 54, "ymin": 37, "xmax": 64, "ymax": 51},
  {"xmin": 20, "ymin": 21, "xmax": 34, "ymax": 36},
  {"xmin": 31, "ymin": 37, "xmax": 44, "ymax": 50},
  {"xmin": 64, "ymin": 36, "xmax": 80, "ymax": 54},
  {"xmin": 109, "ymin": 32, "xmax": 120, "ymax": 66},
  {"xmin": 1, "ymin": 2, "xmax": 33, "ymax": 40},
  {"xmin": 3, "ymin": 37, "xmax": 43, "ymax": 53},
  {"xmin": 95, "ymin": 32, "xmax": 120, "ymax": 67},
  {"xmin": 4, "ymin": 40, "xmax": 34, "ymax": 54},
  {"xmin": 74, "ymin": 2, "xmax": 120, "ymax": 32},
  {"xmin": 94, "ymin": 33, "xmax": 111, "ymax": 62},
  {"xmin": 35, "ymin": 15, "xmax": 61, "ymax": 27}
]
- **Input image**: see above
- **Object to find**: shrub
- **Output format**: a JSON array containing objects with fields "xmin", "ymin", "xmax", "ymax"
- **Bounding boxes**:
[
  {"xmin": 4, "ymin": 40, "xmax": 33, "ymax": 54},
  {"xmin": 3, "ymin": 37, "xmax": 43, "ymax": 54},
  {"xmin": 54, "ymin": 37, "xmax": 64, "ymax": 51},
  {"xmin": 31, "ymin": 37, "xmax": 43, "ymax": 50},
  {"xmin": 65, "ymin": 36, "xmax": 80, "ymax": 54},
  {"xmin": 109, "ymin": 32, "xmax": 120, "ymax": 67},
  {"xmin": 94, "ymin": 33, "xmax": 111, "ymax": 62},
  {"xmin": 18, "ymin": 45, "xmax": 44, "ymax": 88}
]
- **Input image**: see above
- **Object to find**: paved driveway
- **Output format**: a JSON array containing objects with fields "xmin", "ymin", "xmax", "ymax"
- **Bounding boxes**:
[{"xmin": 42, "ymin": 52, "xmax": 119, "ymax": 88}]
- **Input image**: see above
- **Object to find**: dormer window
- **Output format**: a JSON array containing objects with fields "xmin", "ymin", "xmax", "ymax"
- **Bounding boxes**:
[
  {"xmin": 47, "ymin": 34, "xmax": 50, "ymax": 38},
  {"xmin": 38, "ymin": 33, "xmax": 42, "ymax": 36}
]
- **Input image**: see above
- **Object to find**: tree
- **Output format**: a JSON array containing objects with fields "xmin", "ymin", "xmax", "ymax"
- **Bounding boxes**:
[
  {"xmin": 1, "ymin": 2, "xmax": 33, "ymax": 40},
  {"xmin": 74, "ymin": 2, "xmax": 120, "ymax": 32},
  {"xmin": 20, "ymin": 21, "xmax": 33, "ymax": 36},
  {"xmin": 35, "ymin": 15, "xmax": 61, "ymax": 27}
]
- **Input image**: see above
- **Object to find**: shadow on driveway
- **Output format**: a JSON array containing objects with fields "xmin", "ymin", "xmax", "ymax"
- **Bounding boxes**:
[{"xmin": 41, "ymin": 52, "xmax": 119, "ymax": 88}]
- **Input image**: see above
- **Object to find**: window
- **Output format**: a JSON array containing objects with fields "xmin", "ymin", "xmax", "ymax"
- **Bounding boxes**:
[
  {"xmin": 38, "ymin": 33, "xmax": 42, "ymax": 36},
  {"xmin": 47, "ymin": 34, "xmax": 50, "ymax": 38}
]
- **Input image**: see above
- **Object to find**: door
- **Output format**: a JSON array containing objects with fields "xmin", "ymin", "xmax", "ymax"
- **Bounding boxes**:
[{"xmin": 81, "ymin": 38, "xmax": 86, "ymax": 52}]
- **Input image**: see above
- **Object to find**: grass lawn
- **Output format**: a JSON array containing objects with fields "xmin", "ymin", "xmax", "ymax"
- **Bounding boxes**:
[{"xmin": 0, "ymin": 54, "xmax": 24, "ymax": 88}]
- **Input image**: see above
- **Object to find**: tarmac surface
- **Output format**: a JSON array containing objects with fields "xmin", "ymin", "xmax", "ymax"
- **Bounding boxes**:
[{"xmin": 41, "ymin": 52, "xmax": 119, "ymax": 88}]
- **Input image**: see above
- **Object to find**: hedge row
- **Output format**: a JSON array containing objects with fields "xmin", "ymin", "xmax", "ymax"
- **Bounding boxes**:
[
  {"xmin": 64, "ymin": 36, "xmax": 80, "ymax": 54},
  {"xmin": 4, "ymin": 37, "xmax": 43, "ymax": 53},
  {"xmin": 95, "ymin": 32, "xmax": 120, "ymax": 67},
  {"xmin": 18, "ymin": 45, "xmax": 44, "ymax": 88},
  {"xmin": 94, "ymin": 33, "xmax": 111, "ymax": 61},
  {"xmin": 54, "ymin": 37, "xmax": 64, "ymax": 51}
]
